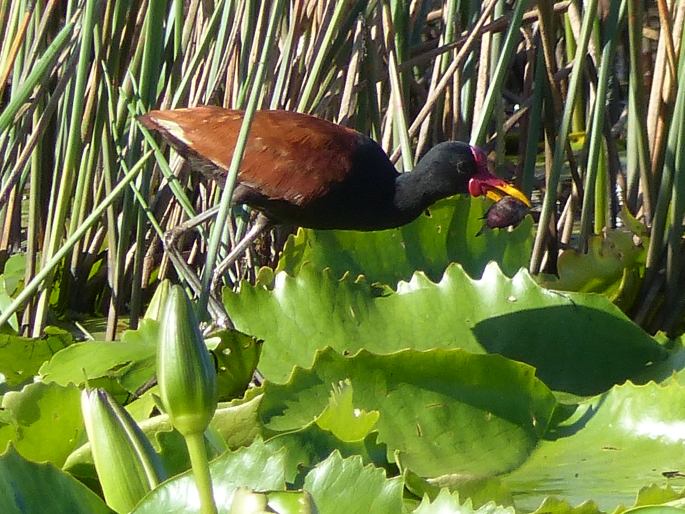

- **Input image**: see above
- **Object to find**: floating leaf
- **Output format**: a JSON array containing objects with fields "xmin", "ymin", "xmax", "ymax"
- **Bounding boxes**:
[
  {"xmin": 39, "ymin": 319, "xmax": 158, "ymax": 394},
  {"xmin": 539, "ymin": 229, "xmax": 646, "ymax": 309},
  {"xmin": 621, "ymin": 508, "xmax": 685, "ymax": 514},
  {"xmin": 212, "ymin": 330, "xmax": 261, "ymax": 401},
  {"xmin": 225, "ymin": 263, "xmax": 665, "ymax": 394},
  {"xmin": 0, "ymin": 254, "xmax": 26, "ymax": 295},
  {"xmin": 315, "ymin": 379, "xmax": 379, "ymax": 442},
  {"xmin": 0, "ymin": 446, "xmax": 110, "ymax": 514},
  {"xmin": 404, "ymin": 470, "xmax": 514, "ymax": 510},
  {"xmin": 133, "ymin": 437, "xmax": 287, "ymax": 513},
  {"xmin": 502, "ymin": 381, "xmax": 685, "ymax": 511},
  {"xmin": 260, "ymin": 348, "xmax": 557, "ymax": 478},
  {"xmin": 0, "ymin": 328, "xmax": 71, "ymax": 390},
  {"xmin": 210, "ymin": 394, "xmax": 265, "ymax": 450},
  {"xmin": 0, "ymin": 382, "xmax": 83, "ymax": 467},
  {"xmin": 264, "ymin": 424, "xmax": 391, "ymax": 485},
  {"xmin": 631, "ymin": 484, "xmax": 684, "ymax": 508},
  {"xmin": 303, "ymin": 451, "xmax": 404, "ymax": 514},
  {"xmin": 276, "ymin": 196, "xmax": 533, "ymax": 284},
  {"xmin": 412, "ymin": 489, "xmax": 514, "ymax": 514},
  {"xmin": 529, "ymin": 497, "xmax": 601, "ymax": 514}
]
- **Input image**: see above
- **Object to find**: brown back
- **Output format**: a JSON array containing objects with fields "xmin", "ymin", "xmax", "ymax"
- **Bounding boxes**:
[{"xmin": 138, "ymin": 107, "xmax": 363, "ymax": 206}]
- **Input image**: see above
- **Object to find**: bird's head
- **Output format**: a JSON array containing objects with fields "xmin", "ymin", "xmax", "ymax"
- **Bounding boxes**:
[{"xmin": 418, "ymin": 142, "xmax": 531, "ymax": 207}]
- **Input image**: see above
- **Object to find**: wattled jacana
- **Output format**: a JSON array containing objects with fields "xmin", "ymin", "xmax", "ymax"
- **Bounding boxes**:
[{"xmin": 139, "ymin": 106, "xmax": 530, "ymax": 296}]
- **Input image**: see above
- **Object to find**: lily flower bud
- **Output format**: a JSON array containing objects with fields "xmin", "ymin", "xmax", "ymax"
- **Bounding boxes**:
[
  {"xmin": 81, "ymin": 388, "xmax": 166, "ymax": 513},
  {"xmin": 144, "ymin": 279, "xmax": 171, "ymax": 321},
  {"xmin": 157, "ymin": 285, "xmax": 217, "ymax": 436}
]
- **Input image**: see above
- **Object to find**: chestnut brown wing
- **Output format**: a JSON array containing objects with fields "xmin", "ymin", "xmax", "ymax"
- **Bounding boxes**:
[{"xmin": 138, "ymin": 106, "xmax": 363, "ymax": 206}]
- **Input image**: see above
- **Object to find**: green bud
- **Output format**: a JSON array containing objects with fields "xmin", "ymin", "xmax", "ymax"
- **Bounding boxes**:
[
  {"xmin": 81, "ymin": 388, "xmax": 166, "ymax": 514},
  {"xmin": 229, "ymin": 488, "xmax": 268, "ymax": 513},
  {"xmin": 157, "ymin": 285, "xmax": 217, "ymax": 436},
  {"xmin": 144, "ymin": 279, "xmax": 171, "ymax": 321}
]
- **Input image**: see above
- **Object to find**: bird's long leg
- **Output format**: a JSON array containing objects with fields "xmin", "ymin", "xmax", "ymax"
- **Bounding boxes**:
[
  {"xmin": 163, "ymin": 205, "xmax": 232, "ymax": 327},
  {"xmin": 165, "ymin": 249, "xmax": 231, "ymax": 327},
  {"xmin": 211, "ymin": 212, "xmax": 272, "ymax": 292},
  {"xmin": 165, "ymin": 204, "xmax": 221, "ymax": 247}
]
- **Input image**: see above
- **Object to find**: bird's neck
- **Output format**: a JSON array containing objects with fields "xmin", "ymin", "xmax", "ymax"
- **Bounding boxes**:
[{"xmin": 393, "ymin": 164, "xmax": 452, "ymax": 219}]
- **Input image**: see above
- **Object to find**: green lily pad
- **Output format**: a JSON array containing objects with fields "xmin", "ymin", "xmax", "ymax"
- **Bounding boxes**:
[
  {"xmin": 412, "ymin": 489, "xmax": 514, "ymax": 514},
  {"xmin": 629, "ymin": 484, "xmax": 684, "ymax": 510},
  {"xmin": 303, "ymin": 451, "xmax": 404, "ymax": 514},
  {"xmin": 133, "ymin": 437, "xmax": 287, "ymax": 513},
  {"xmin": 0, "ymin": 382, "xmax": 84, "ymax": 467},
  {"xmin": 39, "ymin": 321, "xmax": 157, "ymax": 394},
  {"xmin": 622, "ymin": 508, "xmax": 685, "ymax": 514},
  {"xmin": 40, "ymin": 322, "xmax": 258, "ymax": 400},
  {"xmin": 632, "ymin": 336, "xmax": 685, "ymax": 385},
  {"xmin": 0, "ymin": 284, "xmax": 18, "ymax": 333},
  {"xmin": 260, "ymin": 348, "xmax": 557, "ymax": 478},
  {"xmin": 529, "ymin": 497, "xmax": 601, "ymax": 514},
  {"xmin": 0, "ymin": 254, "xmax": 26, "ymax": 295},
  {"xmin": 0, "ymin": 328, "xmax": 71, "ymax": 391},
  {"xmin": 315, "ymin": 379, "xmax": 379, "ymax": 442},
  {"xmin": 502, "ymin": 380, "xmax": 685, "ymax": 511},
  {"xmin": 224, "ymin": 263, "xmax": 665, "ymax": 394},
  {"xmin": 0, "ymin": 446, "xmax": 110, "ymax": 514},
  {"xmin": 210, "ymin": 393, "xmax": 265, "ymax": 450},
  {"xmin": 264, "ymin": 425, "xmax": 392, "ymax": 486},
  {"xmin": 276, "ymin": 196, "xmax": 533, "ymax": 284},
  {"xmin": 404, "ymin": 469, "xmax": 514, "ymax": 510},
  {"xmin": 539, "ymin": 229, "xmax": 646, "ymax": 310},
  {"xmin": 211, "ymin": 329, "xmax": 262, "ymax": 401}
]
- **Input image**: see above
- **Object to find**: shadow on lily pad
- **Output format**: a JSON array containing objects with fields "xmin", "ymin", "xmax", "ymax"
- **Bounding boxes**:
[{"xmin": 472, "ymin": 306, "xmax": 667, "ymax": 395}]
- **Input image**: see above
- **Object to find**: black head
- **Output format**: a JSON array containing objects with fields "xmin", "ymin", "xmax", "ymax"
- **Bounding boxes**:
[
  {"xmin": 414, "ymin": 141, "xmax": 531, "ymax": 205},
  {"xmin": 414, "ymin": 141, "xmax": 479, "ymax": 194}
]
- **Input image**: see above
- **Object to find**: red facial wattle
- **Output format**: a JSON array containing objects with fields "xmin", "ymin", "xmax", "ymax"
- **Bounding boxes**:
[
  {"xmin": 467, "ymin": 145, "xmax": 531, "ymax": 207},
  {"xmin": 470, "ymin": 145, "xmax": 489, "ymax": 172}
]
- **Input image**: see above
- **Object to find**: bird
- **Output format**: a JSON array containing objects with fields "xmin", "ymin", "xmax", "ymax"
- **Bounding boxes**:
[{"xmin": 139, "ymin": 106, "xmax": 530, "ymax": 292}]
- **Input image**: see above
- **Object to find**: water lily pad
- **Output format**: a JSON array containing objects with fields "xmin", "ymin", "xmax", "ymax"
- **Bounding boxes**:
[
  {"xmin": 39, "ymin": 321, "xmax": 157, "ymax": 394},
  {"xmin": 276, "ymin": 196, "xmax": 533, "ymax": 284},
  {"xmin": 412, "ymin": 489, "xmax": 514, "ymax": 514},
  {"xmin": 303, "ymin": 451, "xmax": 404, "ymax": 514},
  {"xmin": 133, "ymin": 437, "xmax": 287, "ymax": 513},
  {"xmin": 0, "ymin": 382, "xmax": 83, "ymax": 467},
  {"xmin": 539, "ymin": 229, "xmax": 646, "ymax": 310},
  {"xmin": 0, "ymin": 328, "xmax": 71, "ymax": 390},
  {"xmin": 0, "ymin": 446, "xmax": 110, "ymax": 514},
  {"xmin": 502, "ymin": 381, "xmax": 685, "ymax": 511},
  {"xmin": 260, "ymin": 348, "xmax": 557, "ymax": 478},
  {"xmin": 225, "ymin": 263, "xmax": 665, "ymax": 394}
]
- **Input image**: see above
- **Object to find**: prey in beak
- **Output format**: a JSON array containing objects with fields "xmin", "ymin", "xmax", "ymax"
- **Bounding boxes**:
[{"xmin": 467, "ymin": 146, "xmax": 532, "ymax": 207}]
